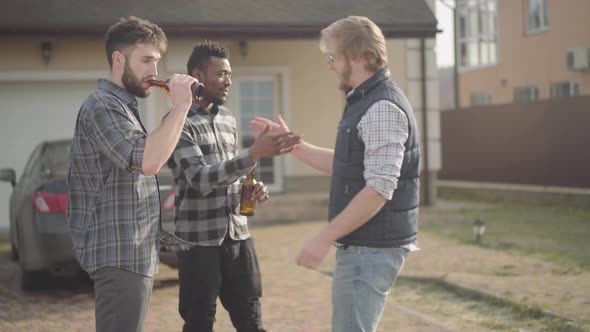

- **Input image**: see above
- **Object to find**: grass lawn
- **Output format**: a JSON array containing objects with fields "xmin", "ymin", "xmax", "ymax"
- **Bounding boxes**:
[
  {"xmin": 0, "ymin": 231, "xmax": 9, "ymax": 254},
  {"xmin": 420, "ymin": 198, "xmax": 590, "ymax": 270},
  {"xmin": 394, "ymin": 277, "xmax": 586, "ymax": 332}
]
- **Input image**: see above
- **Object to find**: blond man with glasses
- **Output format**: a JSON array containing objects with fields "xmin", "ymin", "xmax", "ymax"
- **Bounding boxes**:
[{"xmin": 252, "ymin": 16, "xmax": 421, "ymax": 331}]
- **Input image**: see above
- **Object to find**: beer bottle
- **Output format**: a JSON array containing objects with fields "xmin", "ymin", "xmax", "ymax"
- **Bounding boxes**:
[
  {"xmin": 239, "ymin": 171, "xmax": 256, "ymax": 216},
  {"xmin": 147, "ymin": 79, "xmax": 204, "ymax": 102}
]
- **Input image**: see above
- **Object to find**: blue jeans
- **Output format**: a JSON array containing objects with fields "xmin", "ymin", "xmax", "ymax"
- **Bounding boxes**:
[{"xmin": 332, "ymin": 245, "xmax": 408, "ymax": 332}]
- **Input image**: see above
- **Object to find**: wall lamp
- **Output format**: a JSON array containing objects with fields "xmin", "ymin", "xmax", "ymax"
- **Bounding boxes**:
[
  {"xmin": 239, "ymin": 40, "xmax": 248, "ymax": 58},
  {"xmin": 41, "ymin": 41, "xmax": 52, "ymax": 65}
]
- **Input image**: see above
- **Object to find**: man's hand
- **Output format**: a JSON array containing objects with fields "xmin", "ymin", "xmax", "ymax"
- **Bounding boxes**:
[
  {"xmin": 295, "ymin": 234, "xmax": 332, "ymax": 270},
  {"xmin": 248, "ymin": 123, "xmax": 302, "ymax": 161},
  {"xmin": 251, "ymin": 181, "xmax": 270, "ymax": 203},
  {"xmin": 168, "ymin": 74, "xmax": 199, "ymax": 112},
  {"xmin": 250, "ymin": 114, "xmax": 292, "ymax": 136}
]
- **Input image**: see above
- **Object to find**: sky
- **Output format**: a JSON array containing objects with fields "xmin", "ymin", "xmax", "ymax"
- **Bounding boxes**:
[{"xmin": 435, "ymin": 0, "xmax": 455, "ymax": 68}]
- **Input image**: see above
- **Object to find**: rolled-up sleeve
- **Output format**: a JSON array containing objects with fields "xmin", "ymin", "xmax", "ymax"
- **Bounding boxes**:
[
  {"xmin": 357, "ymin": 100, "xmax": 408, "ymax": 200},
  {"xmin": 83, "ymin": 98, "xmax": 147, "ymax": 173}
]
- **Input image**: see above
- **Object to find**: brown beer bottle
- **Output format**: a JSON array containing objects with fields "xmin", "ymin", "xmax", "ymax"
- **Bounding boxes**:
[
  {"xmin": 239, "ymin": 171, "xmax": 256, "ymax": 216},
  {"xmin": 147, "ymin": 79, "xmax": 204, "ymax": 101}
]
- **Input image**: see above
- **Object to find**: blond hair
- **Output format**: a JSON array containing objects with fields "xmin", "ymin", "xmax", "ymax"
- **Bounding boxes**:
[{"xmin": 320, "ymin": 16, "xmax": 388, "ymax": 72}]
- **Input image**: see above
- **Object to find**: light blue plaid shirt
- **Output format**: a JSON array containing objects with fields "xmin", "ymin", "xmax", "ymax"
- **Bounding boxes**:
[{"xmin": 67, "ymin": 79, "xmax": 160, "ymax": 277}]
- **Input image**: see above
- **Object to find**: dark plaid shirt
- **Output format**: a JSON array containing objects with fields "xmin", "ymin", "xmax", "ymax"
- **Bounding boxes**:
[
  {"xmin": 168, "ymin": 103, "xmax": 255, "ymax": 245},
  {"xmin": 67, "ymin": 79, "xmax": 160, "ymax": 277}
]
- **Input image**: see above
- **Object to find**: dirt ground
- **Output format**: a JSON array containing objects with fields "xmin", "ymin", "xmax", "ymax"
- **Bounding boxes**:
[
  {"xmin": 1, "ymin": 208, "xmax": 588, "ymax": 331},
  {"xmin": 0, "ymin": 222, "xmax": 451, "ymax": 332}
]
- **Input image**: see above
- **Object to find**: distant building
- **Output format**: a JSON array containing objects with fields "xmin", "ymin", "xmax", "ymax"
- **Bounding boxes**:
[
  {"xmin": 438, "ymin": 66, "xmax": 456, "ymax": 110},
  {"xmin": 455, "ymin": 0, "xmax": 590, "ymax": 108}
]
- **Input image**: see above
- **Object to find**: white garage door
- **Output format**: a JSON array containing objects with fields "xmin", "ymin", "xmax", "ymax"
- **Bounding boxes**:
[{"xmin": 0, "ymin": 80, "xmax": 96, "ymax": 229}]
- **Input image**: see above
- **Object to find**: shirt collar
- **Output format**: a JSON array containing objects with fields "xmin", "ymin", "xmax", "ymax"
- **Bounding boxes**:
[
  {"xmin": 345, "ymin": 66, "xmax": 390, "ymax": 104},
  {"xmin": 190, "ymin": 102, "xmax": 220, "ymax": 118},
  {"xmin": 97, "ymin": 79, "xmax": 138, "ymax": 109}
]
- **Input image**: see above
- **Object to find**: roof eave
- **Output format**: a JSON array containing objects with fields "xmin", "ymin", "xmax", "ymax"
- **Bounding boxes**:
[{"xmin": 0, "ymin": 24, "xmax": 438, "ymax": 40}]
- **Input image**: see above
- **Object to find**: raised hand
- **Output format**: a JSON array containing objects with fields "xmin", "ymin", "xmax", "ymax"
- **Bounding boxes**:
[
  {"xmin": 248, "ymin": 123, "xmax": 302, "ymax": 161},
  {"xmin": 250, "ymin": 114, "xmax": 291, "ymax": 137},
  {"xmin": 168, "ymin": 74, "xmax": 199, "ymax": 112}
]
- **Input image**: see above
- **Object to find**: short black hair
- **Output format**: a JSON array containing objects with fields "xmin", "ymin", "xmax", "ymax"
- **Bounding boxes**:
[
  {"xmin": 105, "ymin": 16, "xmax": 167, "ymax": 68},
  {"xmin": 186, "ymin": 40, "xmax": 230, "ymax": 75}
]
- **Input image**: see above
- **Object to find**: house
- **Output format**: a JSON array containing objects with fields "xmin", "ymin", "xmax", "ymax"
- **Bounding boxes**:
[
  {"xmin": 455, "ymin": 0, "xmax": 590, "ymax": 107},
  {"xmin": 0, "ymin": 0, "xmax": 440, "ymax": 228}
]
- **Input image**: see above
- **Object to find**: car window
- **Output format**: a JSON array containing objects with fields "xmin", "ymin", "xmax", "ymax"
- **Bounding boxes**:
[
  {"xmin": 41, "ymin": 141, "xmax": 72, "ymax": 176},
  {"xmin": 19, "ymin": 143, "xmax": 43, "ymax": 182}
]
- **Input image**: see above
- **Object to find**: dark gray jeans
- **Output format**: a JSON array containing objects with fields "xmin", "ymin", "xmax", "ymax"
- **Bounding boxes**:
[{"xmin": 91, "ymin": 266, "xmax": 154, "ymax": 332}]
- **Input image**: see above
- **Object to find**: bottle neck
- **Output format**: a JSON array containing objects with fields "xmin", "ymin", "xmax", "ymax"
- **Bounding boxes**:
[{"xmin": 147, "ymin": 79, "xmax": 168, "ymax": 88}]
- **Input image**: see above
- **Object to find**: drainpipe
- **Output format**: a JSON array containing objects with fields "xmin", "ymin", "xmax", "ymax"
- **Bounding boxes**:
[
  {"xmin": 420, "ymin": 38, "xmax": 431, "ymax": 206},
  {"xmin": 453, "ymin": 5, "xmax": 460, "ymax": 109}
]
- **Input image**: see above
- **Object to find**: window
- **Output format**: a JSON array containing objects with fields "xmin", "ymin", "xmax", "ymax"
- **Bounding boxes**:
[
  {"xmin": 470, "ymin": 92, "xmax": 492, "ymax": 106},
  {"xmin": 229, "ymin": 76, "xmax": 284, "ymax": 192},
  {"xmin": 457, "ymin": 0, "xmax": 497, "ymax": 69},
  {"xmin": 526, "ymin": 0, "xmax": 549, "ymax": 33},
  {"xmin": 551, "ymin": 81, "xmax": 579, "ymax": 98},
  {"xmin": 514, "ymin": 86, "xmax": 539, "ymax": 102}
]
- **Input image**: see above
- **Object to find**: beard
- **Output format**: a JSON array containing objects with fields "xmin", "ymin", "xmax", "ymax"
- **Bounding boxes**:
[
  {"xmin": 338, "ymin": 62, "xmax": 353, "ymax": 92},
  {"xmin": 201, "ymin": 81, "xmax": 226, "ymax": 106},
  {"xmin": 209, "ymin": 95, "xmax": 226, "ymax": 106},
  {"xmin": 122, "ymin": 60, "xmax": 149, "ymax": 98}
]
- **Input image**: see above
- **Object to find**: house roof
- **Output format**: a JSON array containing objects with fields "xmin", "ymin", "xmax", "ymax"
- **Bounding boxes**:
[{"xmin": 0, "ymin": 0, "xmax": 437, "ymax": 40}]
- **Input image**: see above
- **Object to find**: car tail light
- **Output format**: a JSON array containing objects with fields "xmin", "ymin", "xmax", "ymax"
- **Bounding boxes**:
[
  {"xmin": 162, "ymin": 191, "xmax": 175, "ymax": 211},
  {"xmin": 33, "ymin": 192, "xmax": 68, "ymax": 214}
]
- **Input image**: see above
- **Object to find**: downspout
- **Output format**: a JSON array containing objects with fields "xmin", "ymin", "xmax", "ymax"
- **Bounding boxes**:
[
  {"xmin": 420, "ymin": 38, "xmax": 431, "ymax": 206},
  {"xmin": 453, "ymin": 6, "xmax": 460, "ymax": 109}
]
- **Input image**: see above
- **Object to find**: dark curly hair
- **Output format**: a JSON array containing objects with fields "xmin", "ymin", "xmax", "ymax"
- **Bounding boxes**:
[{"xmin": 186, "ymin": 40, "xmax": 230, "ymax": 75}]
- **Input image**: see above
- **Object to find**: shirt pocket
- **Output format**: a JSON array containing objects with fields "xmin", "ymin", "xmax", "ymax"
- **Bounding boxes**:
[
  {"xmin": 219, "ymin": 133, "xmax": 237, "ymax": 158},
  {"xmin": 334, "ymin": 125, "xmax": 352, "ymax": 163}
]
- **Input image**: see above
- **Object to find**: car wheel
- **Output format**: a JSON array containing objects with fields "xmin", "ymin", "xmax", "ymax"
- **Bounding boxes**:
[
  {"xmin": 10, "ymin": 241, "xmax": 18, "ymax": 261},
  {"xmin": 21, "ymin": 270, "xmax": 46, "ymax": 291}
]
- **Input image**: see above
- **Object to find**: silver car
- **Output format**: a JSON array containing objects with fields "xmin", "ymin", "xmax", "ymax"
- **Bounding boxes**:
[{"xmin": 0, "ymin": 139, "xmax": 177, "ymax": 290}]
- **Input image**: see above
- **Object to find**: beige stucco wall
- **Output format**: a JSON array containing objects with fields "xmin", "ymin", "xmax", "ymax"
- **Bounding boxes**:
[
  {"xmin": 0, "ymin": 40, "xmax": 105, "ymax": 70},
  {"xmin": 0, "ymin": 38, "xmax": 409, "ymax": 179},
  {"xmin": 459, "ymin": 0, "xmax": 590, "ymax": 107}
]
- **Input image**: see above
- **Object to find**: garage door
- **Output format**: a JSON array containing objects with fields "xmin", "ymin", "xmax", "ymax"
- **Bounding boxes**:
[{"xmin": 0, "ymin": 80, "xmax": 96, "ymax": 229}]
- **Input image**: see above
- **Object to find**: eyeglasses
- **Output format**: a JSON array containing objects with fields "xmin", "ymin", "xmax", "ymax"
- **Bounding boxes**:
[
  {"xmin": 326, "ymin": 53, "xmax": 335, "ymax": 65},
  {"xmin": 216, "ymin": 71, "xmax": 232, "ymax": 79}
]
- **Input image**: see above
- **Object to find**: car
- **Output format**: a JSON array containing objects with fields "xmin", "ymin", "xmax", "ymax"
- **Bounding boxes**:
[{"xmin": 0, "ymin": 139, "xmax": 177, "ymax": 290}]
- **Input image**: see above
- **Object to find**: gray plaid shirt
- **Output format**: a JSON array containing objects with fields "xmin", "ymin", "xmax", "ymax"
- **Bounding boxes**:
[
  {"xmin": 67, "ymin": 79, "xmax": 160, "ymax": 277},
  {"xmin": 168, "ymin": 103, "xmax": 255, "ymax": 246}
]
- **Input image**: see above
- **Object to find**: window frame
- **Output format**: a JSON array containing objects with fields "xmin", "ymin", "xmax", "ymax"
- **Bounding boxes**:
[
  {"xmin": 525, "ymin": 0, "xmax": 549, "ymax": 34},
  {"xmin": 470, "ymin": 92, "xmax": 492, "ymax": 106},
  {"xmin": 513, "ymin": 85, "xmax": 540, "ymax": 102},
  {"xmin": 550, "ymin": 81, "xmax": 579, "ymax": 98},
  {"xmin": 456, "ymin": 0, "xmax": 499, "ymax": 71},
  {"xmin": 225, "ymin": 67, "xmax": 290, "ymax": 193}
]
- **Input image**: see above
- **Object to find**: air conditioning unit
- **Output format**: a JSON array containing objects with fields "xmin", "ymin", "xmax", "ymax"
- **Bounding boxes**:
[{"xmin": 566, "ymin": 48, "xmax": 590, "ymax": 71}]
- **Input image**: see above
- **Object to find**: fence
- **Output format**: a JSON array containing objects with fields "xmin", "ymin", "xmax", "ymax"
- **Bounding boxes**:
[{"xmin": 439, "ymin": 96, "xmax": 590, "ymax": 189}]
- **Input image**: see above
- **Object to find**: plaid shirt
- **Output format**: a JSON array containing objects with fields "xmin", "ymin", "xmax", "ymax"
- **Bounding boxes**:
[
  {"xmin": 168, "ymin": 103, "xmax": 255, "ymax": 246},
  {"xmin": 67, "ymin": 79, "xmax": 160, "ymax": 277},
  {"xmin": 357, "ymin": 100, "xmax": 408, "ymax": 200}
]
